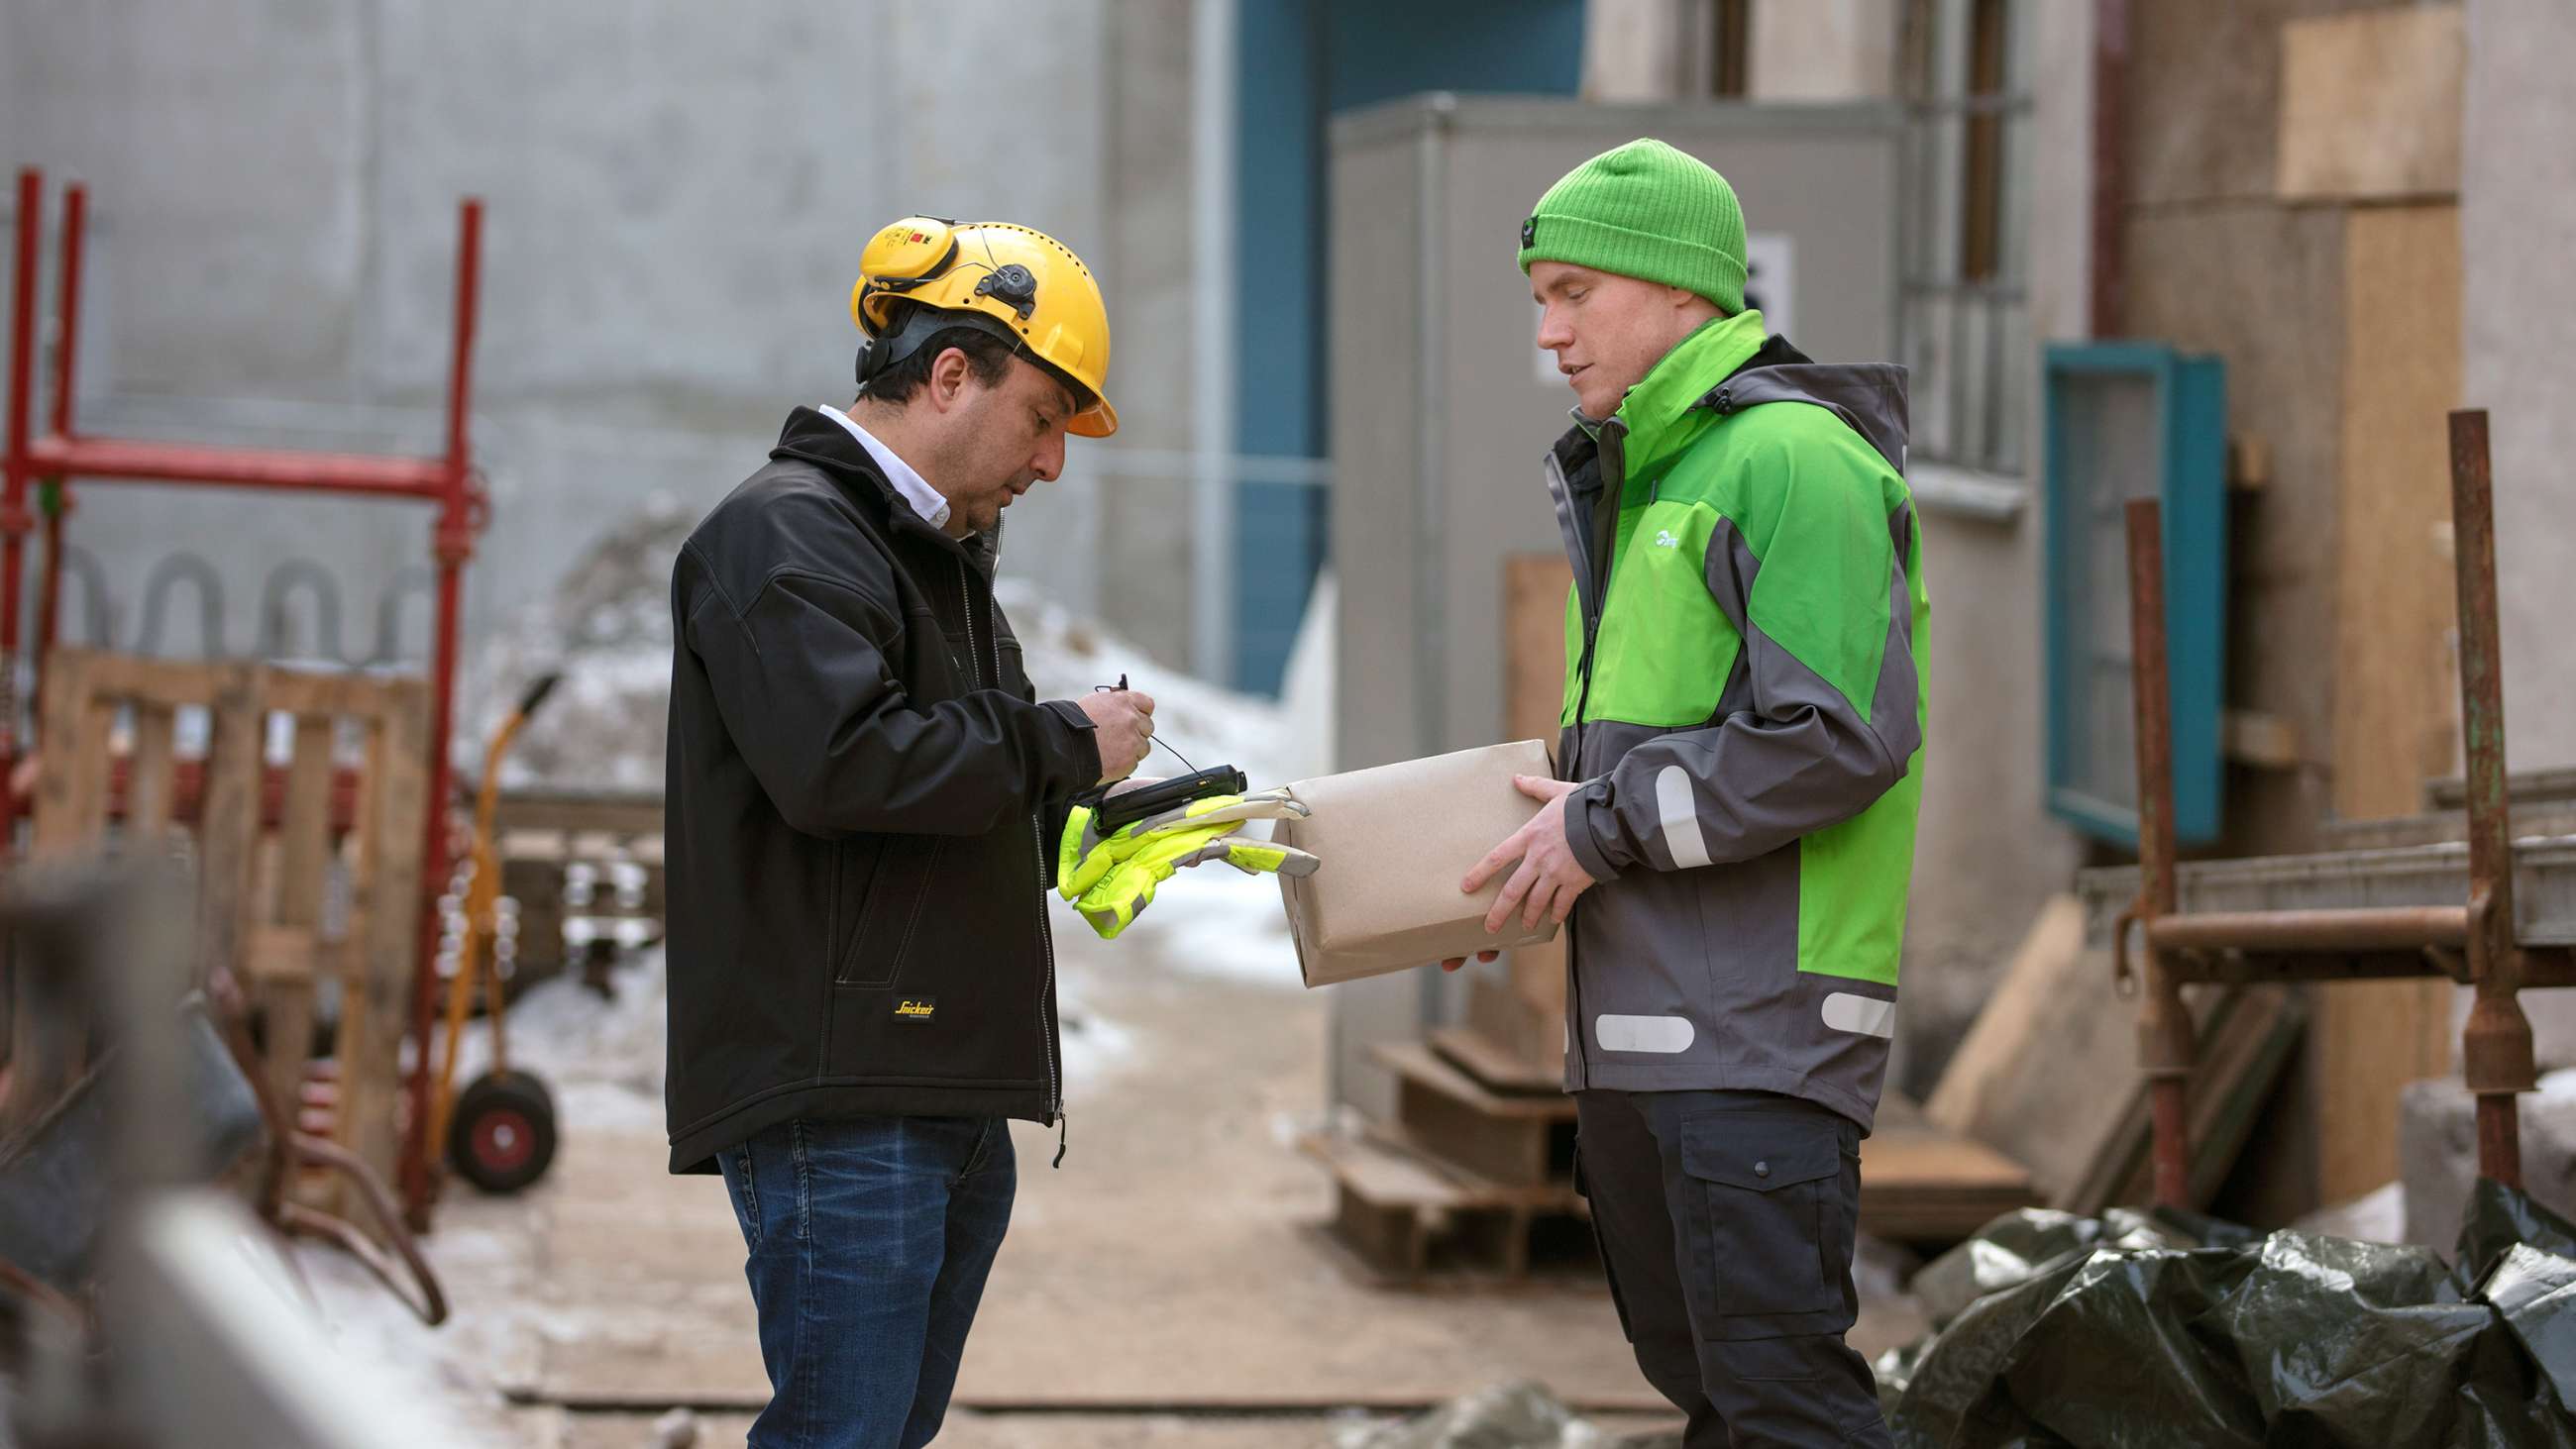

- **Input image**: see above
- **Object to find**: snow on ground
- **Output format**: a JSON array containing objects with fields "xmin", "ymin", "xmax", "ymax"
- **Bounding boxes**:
[{"xmin": 993, "ymin": 576, "xmax": 1313, "ymax": 992}]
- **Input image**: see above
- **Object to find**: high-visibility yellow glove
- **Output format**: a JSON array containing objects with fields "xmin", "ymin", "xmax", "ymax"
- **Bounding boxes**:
[
  {"xmin": 1071, "ymin": 820, "xmax": 1323, "ymax": 940},
  {"xmin": 1057, "ymin": 789, "xmax": 1311, "ymax": 906}
]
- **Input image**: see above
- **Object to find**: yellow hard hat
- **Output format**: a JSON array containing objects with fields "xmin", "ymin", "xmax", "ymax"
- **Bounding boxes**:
[{"xmin": 851, "ymin": 216, "xmax": 1119, "ymax": 439}]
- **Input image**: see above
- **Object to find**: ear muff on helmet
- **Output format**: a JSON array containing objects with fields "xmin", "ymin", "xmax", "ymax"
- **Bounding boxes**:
[{"xmin": 851, "ymin": 216, "xmax": 962, "ymax": 336}]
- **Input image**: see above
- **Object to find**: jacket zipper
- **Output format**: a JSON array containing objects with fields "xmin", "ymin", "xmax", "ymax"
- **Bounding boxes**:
[
  {"xmin": 1560, "ymin": 421, "xmax": 1628, "ymax": 1086},
  {"xmin": 1031, "ymin": 810, "xmax": 1065, "ymax": 1166},
  {"xmin": 958, "ymin": 559, "xmax": 1067, "ymax": 1164}
]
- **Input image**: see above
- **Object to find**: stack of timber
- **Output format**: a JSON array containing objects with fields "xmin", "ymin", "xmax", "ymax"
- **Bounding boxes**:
[{"xmin": 1303, "ymin": 1035, "xmax": 1589, "ymax": 1288}]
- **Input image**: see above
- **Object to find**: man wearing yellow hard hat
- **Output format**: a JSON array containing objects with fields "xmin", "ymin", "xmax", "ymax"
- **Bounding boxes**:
[{"xmin": 660, "ymin": 218, "xmax": 1162, "ymax": 1447}]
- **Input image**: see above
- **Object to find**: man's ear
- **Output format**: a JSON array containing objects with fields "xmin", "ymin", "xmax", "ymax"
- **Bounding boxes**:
[{"xmin": 927, "ymin": 346, "xmax": 972, "ymax": 412}]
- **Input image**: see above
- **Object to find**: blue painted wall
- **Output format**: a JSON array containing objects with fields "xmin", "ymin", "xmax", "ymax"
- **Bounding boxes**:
[{"xmin": 1229, "ymin": 0, "xmax": 1582, "ymax": 694}]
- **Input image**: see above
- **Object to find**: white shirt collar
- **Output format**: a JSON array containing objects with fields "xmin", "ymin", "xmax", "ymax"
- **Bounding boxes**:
[{"xmin": 817, "ymin": 403, "xmax": 951, "ymax": 532}]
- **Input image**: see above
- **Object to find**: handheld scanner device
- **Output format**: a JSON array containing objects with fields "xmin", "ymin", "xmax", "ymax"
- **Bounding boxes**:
[{"xmin": 1084, "ymin": 766, "xmax": 1249, "ymax": 834}]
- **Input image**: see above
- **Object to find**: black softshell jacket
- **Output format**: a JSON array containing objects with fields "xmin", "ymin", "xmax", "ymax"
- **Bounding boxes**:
[{"xmin": 662, "ymin": 408, "xmax": 1102, "ymax": 1174}]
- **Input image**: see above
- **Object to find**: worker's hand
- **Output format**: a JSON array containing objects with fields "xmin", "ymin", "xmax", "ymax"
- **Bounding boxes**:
[
  {"xmin": 1463, "ymin": 775, "xmax": 1597, "ymax": 936},
  {"xmin": 1075, "ymin": 687, "xmax": 1156, "ymax": 783},
  {"xmin": 1440, "ymin": 951, "xmax": 1501, "ymax": 974}
]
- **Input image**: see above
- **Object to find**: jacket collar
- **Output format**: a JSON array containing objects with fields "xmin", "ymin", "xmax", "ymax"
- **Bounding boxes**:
[
  {"xmin": 1611, "ymin": 308, "xmax": 1770, "ymax": 482},
  {"xmin": 769, "ymin": 407, "xmax": 1000, "ymax": 569}
]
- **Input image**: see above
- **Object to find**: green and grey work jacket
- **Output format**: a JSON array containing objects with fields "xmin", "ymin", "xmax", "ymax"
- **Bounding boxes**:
[{"xmin": 1548, "ymin": 310, "xmax": 1928, "ymax": 1130}]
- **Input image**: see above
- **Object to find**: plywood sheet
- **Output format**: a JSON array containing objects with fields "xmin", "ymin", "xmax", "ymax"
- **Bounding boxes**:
[
  {"xmin": 1502, "ymin": 554, "xmax": 1573, "ymax": 748},
  {"xmin": 1920, "ymin": 896, "xmax": 2135, "ymax": 1206},
  {"xmin": 2316, "ymin": 202, "xmax": 2464, "ymax": 1203},
  {"xmin": 2278, "ymin": 7, "xmax": 2463, "ymax": 203}
]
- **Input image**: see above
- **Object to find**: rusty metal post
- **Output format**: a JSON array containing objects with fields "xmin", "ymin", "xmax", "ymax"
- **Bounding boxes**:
[
  {"xmin": 33, "ymin": 184, "xmax": 85, "ymax": 734},
  {"xmin": 2449, "ymin": 409, "xmax": 2532, "ymax": 1188},
  {"xmin": 2126, "ymin": 496, "xmax": 2194, "ymax": 1206},
  {"xmin": 2, "ymin": 168, "xmax": 44, "ymax": 863},
  {"xmin": 401, "ymin": 197, "xmax": 483, "ymax": 1224}
]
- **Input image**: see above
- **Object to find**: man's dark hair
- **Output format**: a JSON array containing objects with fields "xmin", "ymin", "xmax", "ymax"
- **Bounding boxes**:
[{"xmin": 858, "ymin": 303, "xmax": 1018, "ymax": 408}]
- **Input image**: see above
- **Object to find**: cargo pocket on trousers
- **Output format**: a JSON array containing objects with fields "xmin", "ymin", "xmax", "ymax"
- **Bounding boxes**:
[{"xmin": 1679, "ymin": 1114, "xmax": 1840, "ymax": 1322}]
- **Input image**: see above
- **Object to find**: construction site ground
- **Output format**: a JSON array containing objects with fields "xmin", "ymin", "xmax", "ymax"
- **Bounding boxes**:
[{"xmin": 307, "ymin": 929, "xmax": 1926, "ymax": 1447}]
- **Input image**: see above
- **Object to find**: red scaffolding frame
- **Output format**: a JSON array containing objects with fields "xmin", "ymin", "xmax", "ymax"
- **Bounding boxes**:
[{"xmin": 1, "ymin": 166, "xmax": 487, "ymax": 1223}]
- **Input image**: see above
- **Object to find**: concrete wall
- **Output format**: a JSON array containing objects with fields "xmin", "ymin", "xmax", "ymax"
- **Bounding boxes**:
[
  {"xmin": 2464, "ymin": 0, "xmax": 2576, "ymax": 773},
  {"xmin": 0, "ymin": 0, "xmax": 1197, "ymax": 681}
]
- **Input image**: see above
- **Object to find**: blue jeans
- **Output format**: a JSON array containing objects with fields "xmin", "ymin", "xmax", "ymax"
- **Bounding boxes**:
[{"xmin": 718, "ymin": 1115, "xmax": 1018, "ymax": 1449}]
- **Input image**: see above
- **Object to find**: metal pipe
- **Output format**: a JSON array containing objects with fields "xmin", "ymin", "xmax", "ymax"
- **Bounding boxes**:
[
  {"xmin": 404, "ymin": 198, "xmax": 483, "ymax": 1222},
  {"xmin": 2147, "ymin": 905, "xmax": 2470, "ymax": 955},
  {"xmin": 1189, "ymin": 0, "xmax": 1238, "ymax": 686},
  {"xmin": 3, "ymin": 168, "xmax": 45, "ymax": 865},
  {"xmin": 2125, "ymin": 495, "xmax": 2193, "ymax": 1206},
  {"xmin": 23, "ymin": 434, "xmax": 450, "ymax": 497},
  {"xmin": 38, "ymin": 188, "xmax": 85, "ymax": 704},
  {"xmin": 2450, "ymin": 408, "xmax": 2532, "ymax": 1188},
  {"xmin": 31, "ymin": 180, "xmax": 81, "ymax": 733},
  {"xmin": 49, "ymin": 185, "xmax": 82, "ymax": 441}
]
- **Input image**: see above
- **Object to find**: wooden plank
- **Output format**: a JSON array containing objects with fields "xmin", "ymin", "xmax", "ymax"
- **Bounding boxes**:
[
  {"xmin": 242, "ymin": 923, "xmax": 322, "ymax": 983},
  {"xmin": 1502, "ymin": 554, "xmax": 1573, "ymax": 749},
  {"xmin": 2317, "ymin": 201, "xmax": 2465, "ymax": 1204},
  {"xmin": 62, "ymin": 650, "xmax": 231, "ymax": 712},
  {"xmin": 1916, "ymin": 895, "xmax": 2142, "ymax": 1209},
  {"xmin": 1457, "ymin": 939, "xmax": 1569, "ymax": 1086},
  {"xmin": 33, "ymin": 651, "xmax": 114, "ymax": 858},
  {"xmin": 1372, "ymin": 1041, "xmax": 1576, "ymax": 1121},
  {"xmin": 2223, "ymin": 710, "xmax": 2302, "ymax": 770},
  {"xmin": 494, "ymin": 788, "xmax": 665, "ymax": 839},
  {"xmin": 2070, "ymin": 985, "xmax": 2304, "ymax": 1214},
  {"xmin": 2277, "ymin": 6, "xmax": 2463, "ymax": 203},
  {"xmin": 261, "ymin": 667, "xmax": 428, "ymax": 722},
  {"xmin": 128, "ymin": 703, "xmax": 178, "ymax": 842},
  {"xmin": 341, "ymin": 676, "xmax": 432, "ymax": 1192},
  {"xmin": 1431, "ymin": 1024, "xmax": 1561, "ymax": 1096},
  {"xmin": 193, "ymin": 662, "xmax": 265, "ymax": 991},
  {"xmin": 1355, "ymin": 1126, "xmax": 1588, "ymax": 1212},
  {"xmin": 2109, "ymin": 987, "xmax": 2307, "ymax": 1208},
  {"xmin": 1395, "ymin": 1071, "xmax": 1564, "ymax": 1187},
  {"xmin": 1300, "ymin": 1131, "xmax": 1467, "ymax": 1209},
  {"xmin": 256, "ymin": 708, "xmax": 341, "ymax": 1127},
  {"xmin": 274, "ymin": 714, "xmax": 338, "ymax": 932}
]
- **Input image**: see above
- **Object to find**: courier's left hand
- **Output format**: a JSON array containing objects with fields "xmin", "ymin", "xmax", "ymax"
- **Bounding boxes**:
[{"xmin": 1462, "ymin": 775, "xmax": 1597, "ymax": 936}]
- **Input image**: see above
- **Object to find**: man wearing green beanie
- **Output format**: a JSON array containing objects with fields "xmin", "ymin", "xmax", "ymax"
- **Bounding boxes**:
[{"xmin": 1453, "ymin": 138, "xmax": 1926, "ymax": 1445}]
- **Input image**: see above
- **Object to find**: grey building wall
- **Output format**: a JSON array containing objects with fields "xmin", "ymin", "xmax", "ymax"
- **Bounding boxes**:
[
  {"xmin": 2464, "ymin": 0, "xmax": 2576, "ymax": 773},
  {"xmin": 0, "ymin": 0, "xmax": 1196, "ymax": 679}
]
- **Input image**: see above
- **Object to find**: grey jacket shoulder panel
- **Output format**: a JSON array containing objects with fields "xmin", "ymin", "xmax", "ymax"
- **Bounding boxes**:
[{"xmin": 1701, "ymin": 362, "xmax": 1910, "ymax": 475}]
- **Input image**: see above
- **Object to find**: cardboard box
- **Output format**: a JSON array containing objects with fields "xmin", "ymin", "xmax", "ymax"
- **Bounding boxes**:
[{"xmin": 1274, "ymin": 739, "xmax": 1561, "ymax": 986}]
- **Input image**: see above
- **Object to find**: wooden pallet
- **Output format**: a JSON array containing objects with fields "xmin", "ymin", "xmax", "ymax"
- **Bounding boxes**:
[
  {"xmin": 11, "ymin": 649, "xmax": 429, "ymax": 1207},
  {"xmin": 1375, "ymin": 1041, "xmax": 1576, "ymax": 1188},
  {"xmin": 1432, "ymin": 1024, "xmax": 1562, "ymax": 1097},
  {"xmin": 1860, "ymin": 1095, "xmax": 2046, "ymax": 1242},
  {"xmin": 492, "ymin": 787, "xmax": 665, "ymax": 977},
  {"xmin": 1300, "ymin": 1130, "xmax": 1592, "ymax": 1287}
]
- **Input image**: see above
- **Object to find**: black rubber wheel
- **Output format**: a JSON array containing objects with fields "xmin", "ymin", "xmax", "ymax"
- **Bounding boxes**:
[{"xmin": 448, "ymin": 1069, "xmax": 558, "ymax": 1194}]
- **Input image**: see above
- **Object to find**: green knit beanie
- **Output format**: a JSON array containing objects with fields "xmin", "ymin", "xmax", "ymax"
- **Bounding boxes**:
[{"xmin": 1517, "ymin": 138, "xmax": 1747, "ymax": 313}]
